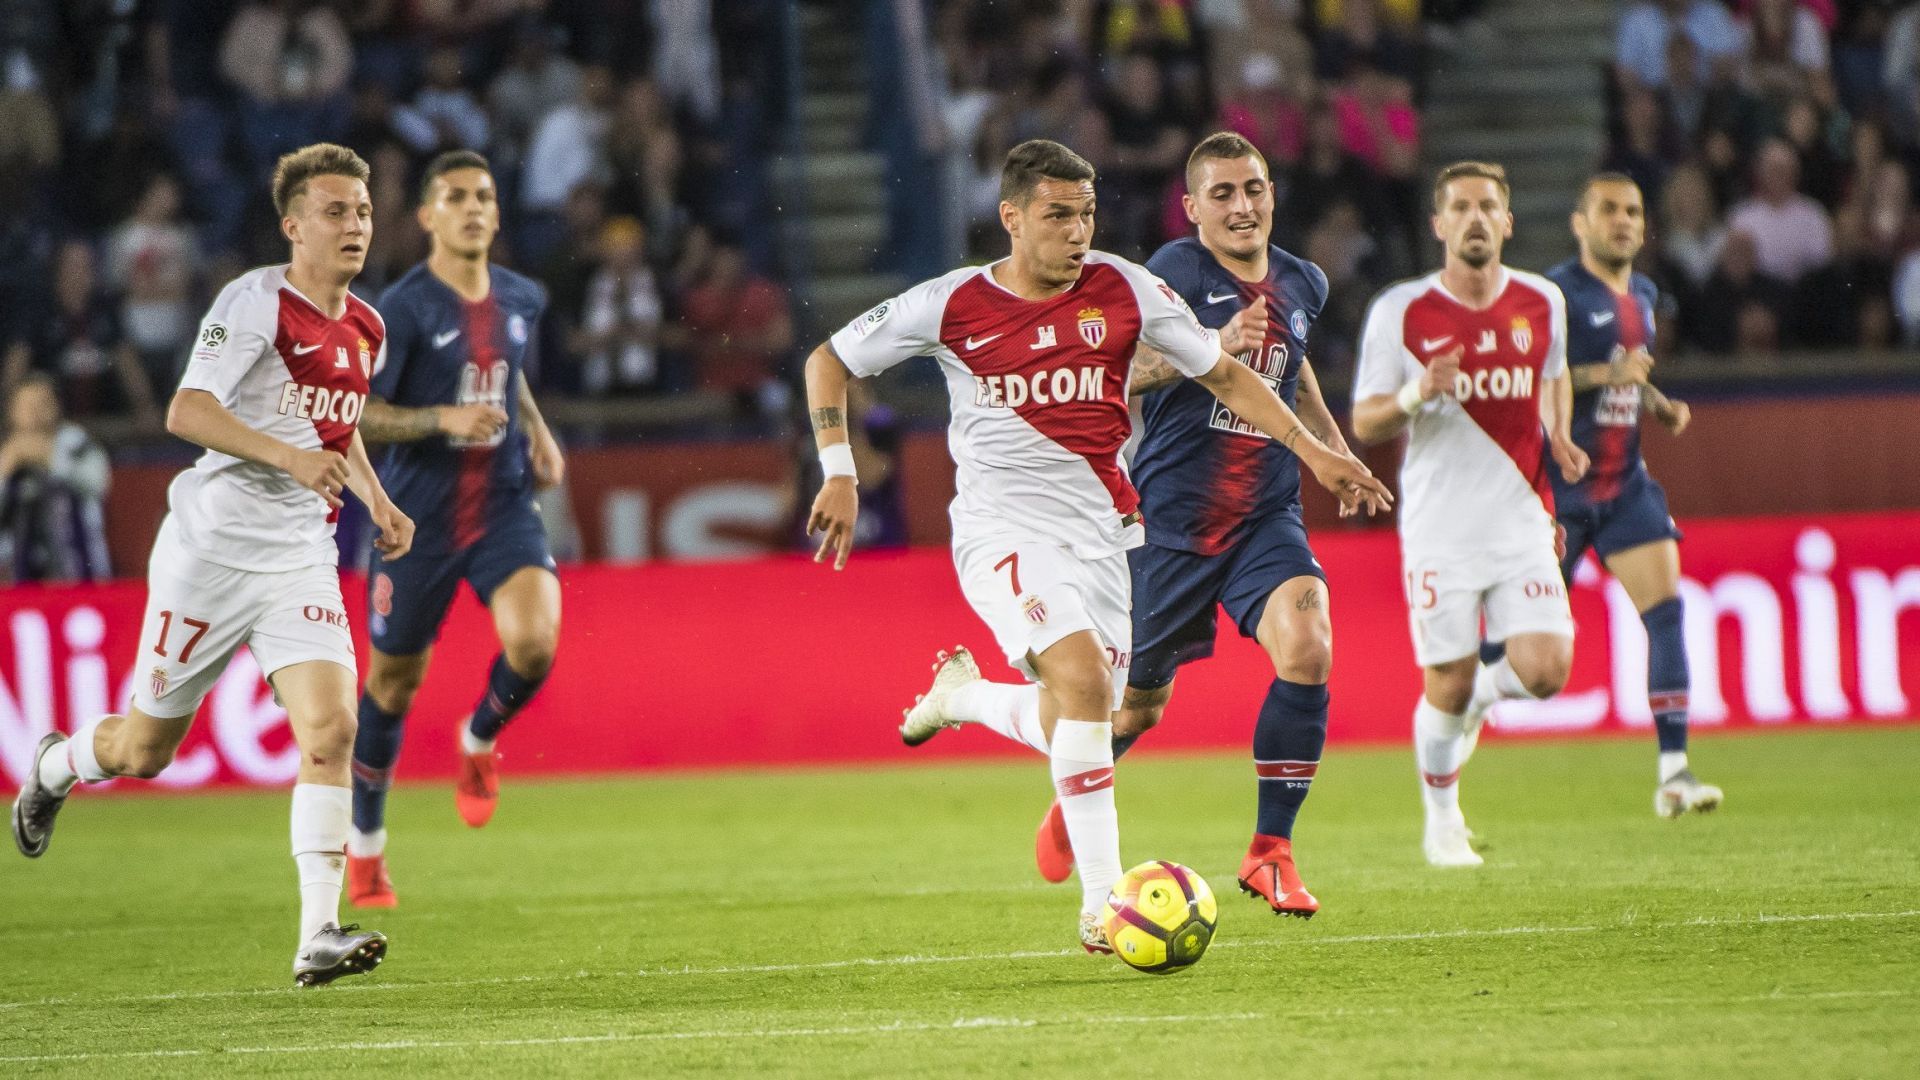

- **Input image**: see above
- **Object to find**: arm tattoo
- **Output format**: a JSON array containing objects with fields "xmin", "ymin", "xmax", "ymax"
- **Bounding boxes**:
[
  {"xmin": 1129, "ymin": 351, "xmax": 1183, "ymax": 395},
  {"xmin": 1294, "ymin": 587, "xmax": 1322, "ymax": 612},
  {"xmin": 1280, "ymin": 424, "xmax": 1307, "ymax": 452},
  {"xmin": 358, "ymin": 398, "xmax": 441, "ymax": 443},
  {"xmin": 810, "ymin": 406, "xmax": 844, "ymax": 432}
]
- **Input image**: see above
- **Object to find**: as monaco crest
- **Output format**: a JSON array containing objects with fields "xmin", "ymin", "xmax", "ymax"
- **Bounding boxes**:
[
  {"xmin": 358, "ymin": 337, "xmax": 373, "ymax": 377},
  {"xmin": 1077, "ymin": 307, "xmax": 1107, "ymax": 349},
  {"xmin": 1022, "ymin": 595, "xmax": 1049, "ymax": 625},
  {"xmin": 1510, "ymin": 317, "xmax": 1532, "ymax": 353},
  {"xmin": 149, "ymin": 666, "xmax": 168, "ymax": 700}
]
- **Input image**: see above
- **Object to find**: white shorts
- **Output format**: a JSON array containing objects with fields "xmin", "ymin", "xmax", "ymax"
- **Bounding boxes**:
[
  {"xmin": 953, "ymin": 534, "xmax": 1132, "ymax": 710},
  {"xmin": 130, "ymin": 517, "xmax": 356, "ymax": 719},
  {"xmin": 1402, "ymin": 544, "xmax": 1573, "ymax": 668}
]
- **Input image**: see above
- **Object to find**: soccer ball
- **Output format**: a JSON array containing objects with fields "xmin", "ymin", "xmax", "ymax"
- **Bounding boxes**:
[{"xmin": 1100, "ymin": 860, "xmax": 1218, "ymax": 974}]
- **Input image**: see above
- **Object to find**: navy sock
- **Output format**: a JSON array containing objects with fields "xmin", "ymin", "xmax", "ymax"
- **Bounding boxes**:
[
  {"xmin": 1111, "ymin": 731, "xmax": 1142, "ymax": 760},
  {"xmin": 1253, "ymin": 678, "xmax": 1330, "ymax": 839},
  {"xmin": 351, "ymin": 696, "xmax": 405, "ymax": 833},
  {"xmin": 467, "ymin": 654, "xmax": 548, "ymax": 742},
  {"xmin": 1478, "ymin": 640, "xmax": 1507, "ymax": 665},
  {"xmin": 1642, "ymin": 597, "xmax": 1690, "ymax": 753}
]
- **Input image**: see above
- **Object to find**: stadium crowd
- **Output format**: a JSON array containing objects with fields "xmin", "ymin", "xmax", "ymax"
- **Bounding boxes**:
[
  {"xmin": 1609, "ymin": 0, "xmax": 1920, "ymax": 352},
  {"xmin": 0, "ymin": 0, "xmax": 793, "ymax": 426}
]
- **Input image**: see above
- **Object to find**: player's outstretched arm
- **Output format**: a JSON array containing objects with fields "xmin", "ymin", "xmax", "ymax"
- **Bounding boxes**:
[
  {"xmin": 166, "ymin": 388, "xmax": 348, "ymax": 508},
  {"xmin": 1542, "ymin": 371, "xmax": 1590, "ymax": 483},
  {"xmin": 344, "ymin": 430, "xmax": 413, "ymax": 559},
  {"xmin": 1570, "ymin": 346, "xmax": 1654, "ymax": 393},
  {"xmin": 804, "ymin": 342, "xmax": 860, "ymax": 570},
  {"xmin": 1640, "ymin": 380, "xmax": 1691, "ymax": 435},
  {"xmin": 1128, "ymin": 345, "xmax": 1184, "ymax": 395},
  {"xmin": 359, "ymin": 396, "xmax": 507, "ymax": 444},
  {"xmin": 1293, "ymin": 358, "xmax": 1350, "ymax": 456},
  {"xmin": 1194, "ymin": 357, "xmax": 1392, "ymax": 516}
]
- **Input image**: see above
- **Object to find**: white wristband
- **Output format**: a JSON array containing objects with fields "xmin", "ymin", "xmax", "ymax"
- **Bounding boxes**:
[
  {"xmin": 819, "ymin": 442, "xmax": 857, "ymax": 484},
  {"xmin": 1396, "ymin": 379, "xmax": 1426, "ymax": 416}
]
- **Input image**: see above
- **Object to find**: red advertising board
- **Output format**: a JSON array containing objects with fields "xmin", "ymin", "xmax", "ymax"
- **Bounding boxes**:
[{"xmin": 4, "ymin": 512, "xmax": 1918, "ymax": 792}]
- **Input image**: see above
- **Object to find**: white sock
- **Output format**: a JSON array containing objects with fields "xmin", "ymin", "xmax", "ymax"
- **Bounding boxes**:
[
  {"xmin": 460, "ymin": 727, "xmax": 495, "ymax": 755},
  {"xmin": 291, "ymin": 784, "xmax": 351, "ymax": 945},
  {"xmin": 43, "ymin": 718, "xmax": 112, "ymax": 795},
  {"xmin": 1659, "ymin": 751, "xmax": 1689, "ymax": 783},
  {"xmin": 1050, "ymin": 719, "xmax": 1121, "ymax": 914},
  {"xmin": 1469, "ymin": 656, "xmax": 1534, "ymax": 718},
  {"xmin": 347, "ymin": 827, "xmax": 387, "ymax": 858},
  {"xmin": 1414, "ymin": 697, "xmax": 1469, "ymax": 820},
  {"xmin": 948, "ymin": 681, "xmax": 1047, "ymax": 754}
]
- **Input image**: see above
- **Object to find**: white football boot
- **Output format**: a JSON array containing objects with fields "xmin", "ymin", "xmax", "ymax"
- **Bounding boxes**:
[
  {"xmin": 1423, "ymin": 811, "xmax": 1485, "ymax": 868},
  {"xmin": 898, "ymin": 646, "xmax": 982, "ymax": 747},
  {"xmin": 1655, "ymin": 770, "xmax": 1724, "ymax": 818}
]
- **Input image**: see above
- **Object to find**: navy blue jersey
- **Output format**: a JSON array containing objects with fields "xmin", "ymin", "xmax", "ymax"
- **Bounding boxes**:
[
  {"xmin": 371, "ymin": 263, "xmax": 547, "ymax": 554},
  {"xmin": 1135, "ymin": 238, "xmax": 1328, "ymax": 556},
  {"xmin": 1548, "ymin": 259, "xmax": 1658, "ymax": 505}
]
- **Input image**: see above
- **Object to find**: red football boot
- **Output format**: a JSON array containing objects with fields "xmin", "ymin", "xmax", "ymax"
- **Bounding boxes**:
[
  {"xmin": 1035, "ymin": 799, "xmax": 1073, "ymax": 884},
  {"xmin": 1237, "ymin": 834, "xmax": 1319, "ymax": 918},
  {"xmin": 346, "ymin": 853, "xmax": 398, "ymax": 908},
  {"xmin": 455, "ymin": 746, "xmax": 500, "ymax": 828}
]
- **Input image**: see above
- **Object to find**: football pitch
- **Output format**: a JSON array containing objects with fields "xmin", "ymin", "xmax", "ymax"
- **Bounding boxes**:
[{"xmin": 2, "ymin": 727, "xmax": 1916, "ymax": 1078}]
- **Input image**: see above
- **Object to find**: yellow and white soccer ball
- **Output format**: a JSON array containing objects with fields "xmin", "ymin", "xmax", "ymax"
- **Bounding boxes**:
[{"xmin": 1100, "ymin": 860, "xmax": 1218, "ymax": 974}]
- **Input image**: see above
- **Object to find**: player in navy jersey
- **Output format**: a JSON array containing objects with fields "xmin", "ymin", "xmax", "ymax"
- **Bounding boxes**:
[
  {"xmin": 1543, "ymin": 173, "xmax": 1720, "ymax": 817},
  {"xmin": 1030, "ymin": 133, "xmax": 1357, "ymax": 916},
  {"xmin": 344, "ymin": 151, "xmax": 566, "ymax": 906}
]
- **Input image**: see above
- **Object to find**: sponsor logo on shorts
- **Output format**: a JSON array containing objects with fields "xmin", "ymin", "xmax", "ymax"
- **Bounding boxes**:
[
  {"xmin": 1523, "ymin": 580, "xmax": 1565, "ymax": 599},
  {"xmin": 303, "ymin": 606, "xmax": 349, "ymax": 628},
  {"xmin": 149, "ymin": 666, "xmax": 169, "ymax": 699},
  {"xmin": 1022, "ymin": 595, "xmax": 1048, "ymax": 624}
]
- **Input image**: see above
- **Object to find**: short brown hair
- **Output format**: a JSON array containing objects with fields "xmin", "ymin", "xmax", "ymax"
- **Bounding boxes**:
[
  {"xmin": 271, "ymin": 143, "xmax": 371, "ymax": 217},
  {"xmin": 1431, "ymin": 161, "xmax": 1509, "ymax": 211},
  {"xmin": 1185, "ymin": 131, "xmax": 1268, "ymax": 192},
  {"xmin": 420, "ymin": 149, "xmax": 492, "ymax": 204},
  {"xmin": 1576, "ymin": 171, "xmax": 1641, "ymax": 211},
  {"xmin": 1000, "ymin": 139, "xmax": 1097, "ymax": 207}
]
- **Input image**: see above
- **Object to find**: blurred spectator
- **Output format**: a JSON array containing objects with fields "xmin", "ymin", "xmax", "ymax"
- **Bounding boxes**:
[
  {"xmin": 105, "ymin": 174, "xmax": 201, "ymax": 393},
  {"xmin": 4, "ymin": 241, "xmax": 160, "ymax": 424},
  {"xmin": 1303, "ymin": 201, "xmax": 1381, "ymax": 371},
  {"xmin": 1657, "ymin": 164, "xmax": 1728, "ymax": 290},
  {"xmin": 1100, "ymin": 52, "xmax": 1188, "ymax": 256},
  {"xmin": 575, "ymin": 216, "xmax": 665, "ymax": 395},
  {"xmin": 1279, "ymin": 105, "xmax": 1393, "ymax": 255},
  {"xmin": 1725, "ymin": 139, "xmax": 1834, "ymax": 283},
  {"xmin": 1218, "ymin": 52, "xmax": 1312, "ymax": 169},
  {"xmin": 1895, "ymin": 246, "xmax": 1920, "ymax": 345},
  {"xmin": 1314, "ymin": 0, "xmax": 1420, "ymax": 83},
  {"xmin": 391, "ymin": 47, "xmax": 491, "ymax": 155},
  {"xmin": 1779, "ymin": 95, "xmax": 1843, "ymax": 207},
  {"xmin": 1690, "ymin": 230, "xmax": 1792, "ymax": 351},
  {"xmin": 0, "ymin": 374, "xmax": 111, "ymax": 584},
  {"xmin": 519, "ymin": 65, "xmax": 616, "ymax": 264},
  {"xmin": 219, "ymin": 0, "xmax": 354, "ymax": 179},
  {"xmin": 677, "ymin": 238, "xmax": 794, "ymax": 417},
  {"xmin": 1329, "ymin": 61, "xmax": 1419, "ymax": 181},
  {"xmin": 1738, "ymin": 0, "xmax": 1834, "ymax": 108},
  {"xmin": 652, "ymin": 0, "xmax": 721, "ymax": 125},
  {"xmin": 1888, "ymin": 2, "xmax": 1920, "ymax": 146},
  {"xmin": 606, "ymin": 78, "xmax": 691, "ymax": 259},
  {"xmin": 1604, "ymin": 85, "xmax": 1680, "ymax": 198},
  {"xmin": 1616, "ymin": 0, "xmax": 1744, "ymax": 90},
  {"xmin": 487, "ymin": 23, "xmax": 583, "ymax": 173}
]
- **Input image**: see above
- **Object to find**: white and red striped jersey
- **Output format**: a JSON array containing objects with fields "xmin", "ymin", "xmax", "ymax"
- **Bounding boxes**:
[
  {"xmin": 1353, "ymin": 267, "xmax": 1568, "ymax": 561},
  {"xmin": 830, "ymin": 252, "xmax": 1222, "ymax": 558},
  {"xmin": 169, "ymin": 264, "xmax": 383, "ymax": 571}
]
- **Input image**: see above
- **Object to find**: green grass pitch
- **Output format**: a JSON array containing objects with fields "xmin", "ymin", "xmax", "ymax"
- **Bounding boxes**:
[{"xmin": 3, "ymin": 727, "xmax": 1916, "ymax": 1077}]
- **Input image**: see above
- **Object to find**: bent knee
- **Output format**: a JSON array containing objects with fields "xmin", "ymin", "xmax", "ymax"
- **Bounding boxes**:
[
  {"xmin": 365, "ymin": 667, "xmax": 425, "ymax": 713},
  {"xmin": 1273, "ymin": 637, "xmax": 1332, "ymax": 685},
  {"xmin": 120, "ymin": 745, "xmax": 176, "ymax": 780},
  {"xmin": 302, "ymin": 708, "xmax": 359, "ymax": 757},
  {"xmin": 501, "ymin": 635, "xmax": 557, "ymax": 680},
  {"xmin": 1519, "ymin": 663, "xmax": 1570, "ymax": 699}
]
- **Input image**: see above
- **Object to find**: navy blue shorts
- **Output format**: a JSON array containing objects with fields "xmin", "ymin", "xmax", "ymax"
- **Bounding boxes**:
[
  {"xmin": 368, "ymin": 513, "xmax": 556, "ymax": 655},
  {"xmin": 1128, "ymin": 510, "xmax": 1325, "ymax": 690},
  {"xmin": 1557, "ymin": 469, "xmax": 1682, "ymax": 581}
]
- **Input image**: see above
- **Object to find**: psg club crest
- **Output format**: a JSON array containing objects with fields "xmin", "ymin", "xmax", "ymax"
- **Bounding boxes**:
[
  {"xmin": 1022, "ymin": 595, "xmax": 1049, "ymax": 625},
  {"xmin": 508, "ymin": 313, "xmax": 529, "ymax": 344},
  {"xmin": 1510, "ymin": 317, "xmax": 1532, "ymax": 353},
  {"xmin": 1290, "ymin": 309, "xmax": 1310, "ymax": 340},
  {"xmin": 149, "ymin": 666, "xmax": 168, "ymax": 700},
  {"xmin": 1077, "ymin": 307, "xmax": 1108, "ymax": 349},
  {"xmin": 357, "ymin": 337, "xmax": 374, "ymax": 377}
]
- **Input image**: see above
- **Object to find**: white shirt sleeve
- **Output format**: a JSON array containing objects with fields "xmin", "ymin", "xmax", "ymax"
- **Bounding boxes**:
[
  {"xmin": 828, "ymin": 276, "xmax": 952, "ymax": 378},
  {"xmin": 1112, "ymin": 258, "xmax": 1222, "ymax": 378},
  {"xmin": 1541, "ymin": 279, "xmax": 1568, "ymax": 380},
  {"xmin": 178, "ymin": 276, "xmax": 276, "ymax": 401},
  {"xmin": 1352, "ymin": 285, "xmax": 1417, "ymax": 405}
]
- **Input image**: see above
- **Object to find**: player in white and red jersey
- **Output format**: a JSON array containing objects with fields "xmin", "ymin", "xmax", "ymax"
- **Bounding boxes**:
[
  {"xmin": 10, "ymin": 145, "xmax": 414, "ymax": 986},
  {"xmin": 1351, "ymin": 161, "xmax": 1590, "ymax": 868},
  {"xmin": 805, "ymin": 140, "xmax": 1390, "ymax": 952}
]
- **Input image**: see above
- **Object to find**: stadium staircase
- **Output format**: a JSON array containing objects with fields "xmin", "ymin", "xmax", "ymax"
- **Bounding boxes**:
[
  {"xmin": 776, "ymin": 0, "xmax": 906, "ymax": 338},
  {"xmin": 1422, "ymin": 0, "xmax": 1618, "ymax": 271}
]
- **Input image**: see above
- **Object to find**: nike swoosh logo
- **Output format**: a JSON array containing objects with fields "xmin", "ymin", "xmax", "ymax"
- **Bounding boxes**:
[
  {"xmin": 433, "ymin": 329, "xmax": 461, "ymax": 347},
  {"xmin": 964, "ymin": 333, "xmax": 1003, "ymax": 350},
  {"xmin": 1419, "ymin": 336, "xmax": 1453, "ymax": 352},
  {"xmin": 1081, "ymin": 771, "xmax": 1113, "ymax": 789},
  {"xmin": 1590, "ymin": 311, "xmax": 1616, "ymax": 326},
  {"xmin": 1277, "ymin": 765, "xmax": 1314, "ymax": 776},
  {"xmin": 1205, "ymin": 289, "xmax": 1237, "ymax": 305},
  {"xmin": 291, "ymin": 342, "xmax": 321, "ymax": 355}
]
